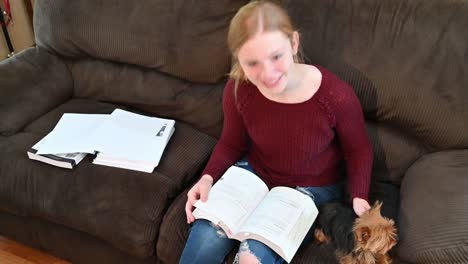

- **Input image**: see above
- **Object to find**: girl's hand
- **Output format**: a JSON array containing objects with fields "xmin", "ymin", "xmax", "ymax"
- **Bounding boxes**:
[
  {"xmin": 185, "ymin": 174, "xmax": 213, "ymax": 224},
  {"xmin": 353, "ymin": 197, "xmax": 371, "ymax": 216}
]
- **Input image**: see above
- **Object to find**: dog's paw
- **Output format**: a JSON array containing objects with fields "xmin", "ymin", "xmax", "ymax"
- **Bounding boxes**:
[{"xmin": 314, "ymin": 228, "xmax": 331, "ymax": 244}]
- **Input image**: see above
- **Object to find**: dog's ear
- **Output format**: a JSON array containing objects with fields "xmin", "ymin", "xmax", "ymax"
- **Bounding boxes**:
[
  {"xmin": 365, "ymin": 201, "xmax": 383, "ymax": 218},
  {"xmin": 356, "ymin": 226, "xmax": 371, "ymax": 243},
  {"xmin": 372, "ymin": 201, "xmax": 383, "ymax": 212}
]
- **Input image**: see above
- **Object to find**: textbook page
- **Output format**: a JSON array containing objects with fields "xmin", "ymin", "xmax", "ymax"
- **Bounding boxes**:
[
  {"xmin": 234, "ymin": 187, "xmax": 318, "ymax": 263},
  {"xmin": 36, "ymin": 114, "xmax": 108, "ymax": 155},
  {"xmin": 193, "ymin": 166, "xmax": 269, "ymax": 236}
]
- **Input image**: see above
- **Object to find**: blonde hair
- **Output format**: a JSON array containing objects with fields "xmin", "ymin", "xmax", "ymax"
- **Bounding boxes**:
[{"xmin": 227, "ymin": 1, "xmax": 302, "ymax": 94}]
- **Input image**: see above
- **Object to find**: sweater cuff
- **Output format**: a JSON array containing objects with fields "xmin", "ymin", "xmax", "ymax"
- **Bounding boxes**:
[
  {"xmin": 350, "ymin": 190, "xmax": 369, "ymax": 202},
  {"xmin": 201, "ymin": 166, "xmax": 225, "ymax": 183}
]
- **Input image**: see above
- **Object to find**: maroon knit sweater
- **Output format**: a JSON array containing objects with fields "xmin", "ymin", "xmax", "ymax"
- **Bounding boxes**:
[{"xmin": 202, "ymin": 65, "xmax": 373, "ymax": 200}]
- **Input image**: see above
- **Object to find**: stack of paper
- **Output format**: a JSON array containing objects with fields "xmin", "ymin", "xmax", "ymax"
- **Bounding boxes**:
[
  {"xmin": 91, "ymin": 109, "xmax": 175, "ymax": 173},
  {"xmin": 28, "ymin": 113, "xmax": 108, "ymax": 169},
  {"xmin": 27, "ymin": 109, "xmax": 175, "ymax": 173}
]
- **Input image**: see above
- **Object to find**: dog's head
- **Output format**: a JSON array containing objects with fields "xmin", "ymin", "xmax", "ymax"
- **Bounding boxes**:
[{"xmin": 353, "ymin": 201, "xmax": 397, "ymax": 255}]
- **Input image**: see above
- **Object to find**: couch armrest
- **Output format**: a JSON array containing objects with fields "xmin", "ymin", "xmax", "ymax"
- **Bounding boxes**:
[
  {"xmin": 397, "ymin": 150, "xmax": 468, "ymax": 264},
  {"xmin": 0, "ymin": 47, "xmax": 73, "ymax": 136}
]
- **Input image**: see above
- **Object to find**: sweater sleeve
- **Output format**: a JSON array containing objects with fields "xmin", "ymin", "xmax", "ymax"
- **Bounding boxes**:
[
  {"xmin": 201, "ymin": 79, "xmax": 249, "ymax": 182},
  {"xmin": 333, "ymin": 82, "xmax": 373, "ymax": 201}
]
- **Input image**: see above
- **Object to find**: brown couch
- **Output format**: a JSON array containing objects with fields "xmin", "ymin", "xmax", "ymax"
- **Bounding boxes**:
[{"xmin": 1, "ymin": 0, "xmax": 467, "ymax": 263}]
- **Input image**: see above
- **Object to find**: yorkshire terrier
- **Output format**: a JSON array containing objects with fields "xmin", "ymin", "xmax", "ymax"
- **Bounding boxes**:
[{"xmin": 314, "ymin": 201, "xmax": 397, "ymax": 264}]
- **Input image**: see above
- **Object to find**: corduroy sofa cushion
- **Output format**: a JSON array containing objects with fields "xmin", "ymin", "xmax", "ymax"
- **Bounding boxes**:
[
  {"xmin": 33, "ymin": 0, "xmax": 249, "ymax": 83},
  {"xmin": 0, "ymin": 99, "xmax": 217, "ymax": 258},
  {"xmin": 365, "ymin": 121, "xmax": 428, "ymax": 185},
  {"xmin": 398, "ymin": 150, "xmax": 468, "ymax": 263},
  {"xmin": 69, "ymin": 59, "xmax": 225, "ymax": 138},
  {"xmin": 0, "ymin": 48, "xmax": 73, "ymax": 136}
]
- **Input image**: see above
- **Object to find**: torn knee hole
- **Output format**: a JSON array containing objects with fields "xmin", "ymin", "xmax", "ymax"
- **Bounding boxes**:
[{"xmin": 209, "ymin": 222, "xmax": 228, "ymax": 238}]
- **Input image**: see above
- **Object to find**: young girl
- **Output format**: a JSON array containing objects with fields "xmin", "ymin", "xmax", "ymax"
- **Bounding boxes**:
[{"xmin": 180, "ymin": 1, "xmax": 373, "ymax": 263}]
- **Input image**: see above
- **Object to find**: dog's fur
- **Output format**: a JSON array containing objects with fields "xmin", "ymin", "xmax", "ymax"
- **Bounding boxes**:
[{"xmin": 314, "ymin": 201, "xmax": 397, "ymax": 264}]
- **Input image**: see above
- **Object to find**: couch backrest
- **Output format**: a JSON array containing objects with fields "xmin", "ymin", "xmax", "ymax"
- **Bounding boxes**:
[
  {"xmin": 286, "ymin": 0, "xmax": 468, "ymax": 183},
  {"xmin": 33, "ymin": 0, "xmax": 249, "ymax": 83}
]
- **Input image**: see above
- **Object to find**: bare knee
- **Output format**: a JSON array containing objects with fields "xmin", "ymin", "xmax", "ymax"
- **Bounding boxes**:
[
  {"xmin": 239, "ymin": 252, "xmax": 261, "ymax": 264},
  {"xmin": 236, "ymin": 241, "xmax": 261, "ymax": 264}
]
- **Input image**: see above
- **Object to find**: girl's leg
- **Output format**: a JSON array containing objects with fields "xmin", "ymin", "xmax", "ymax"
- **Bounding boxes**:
[
  {"xmin": 179, "ymin": 219, "xmax": 238, "ymax": 264},
  {"xmin": 296, "ymin": 183, "xmax": 343, "ymax": 208},
  {"xmin": 234, "ymin": 239, "xmax": 284, "ymax": 264}
]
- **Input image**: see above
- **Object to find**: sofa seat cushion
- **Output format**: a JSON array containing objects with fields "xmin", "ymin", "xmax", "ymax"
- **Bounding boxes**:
[
  {"xmin": 398, "ymin": 150, "xmax": 468, "ymax": 263},
  {"xmin": 0, "ymin": 98, "xmax": 217, "ymax": 258}
]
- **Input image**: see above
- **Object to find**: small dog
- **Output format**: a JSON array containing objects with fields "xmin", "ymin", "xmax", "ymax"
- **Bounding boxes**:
[{"xmin": 314, "ymin": 201, "xmax": 397, "ymax": 264}]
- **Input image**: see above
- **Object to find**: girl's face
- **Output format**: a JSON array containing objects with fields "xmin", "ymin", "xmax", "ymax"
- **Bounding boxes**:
[{"xmin": 237, "ymin": 30, "xmax": 298, "ymax": 97}]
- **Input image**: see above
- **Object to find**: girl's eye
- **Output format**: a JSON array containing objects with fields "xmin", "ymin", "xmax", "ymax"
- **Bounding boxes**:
[
  {"xmin": 247, "ymin": 61, "xmax": 258, "ymax": 67},
  {"xmin": 273, "ymin": 54, "xmax": 283, "ymax": 60}
]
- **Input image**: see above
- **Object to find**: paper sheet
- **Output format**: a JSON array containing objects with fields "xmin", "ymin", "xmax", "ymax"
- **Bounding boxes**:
[{"xmin": 36, "ymin": 114, "xmax": 108, "ymax": 155}]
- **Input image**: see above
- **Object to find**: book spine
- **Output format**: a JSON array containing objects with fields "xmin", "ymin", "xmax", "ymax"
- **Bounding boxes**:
[{"xmin": 29, "ymin": 148, "xmax": 77, "ymax": 167}]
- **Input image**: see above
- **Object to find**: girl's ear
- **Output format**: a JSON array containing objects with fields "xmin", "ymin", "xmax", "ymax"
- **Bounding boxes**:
[{"xmin": 291, "ymin": 31, "xmax": 299, "ymax": 55}]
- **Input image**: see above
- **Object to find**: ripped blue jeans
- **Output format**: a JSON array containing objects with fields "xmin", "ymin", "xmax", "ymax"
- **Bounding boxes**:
[{"xmin": 179, "ymin": 160, "xmax": 343, "ymax": 264}]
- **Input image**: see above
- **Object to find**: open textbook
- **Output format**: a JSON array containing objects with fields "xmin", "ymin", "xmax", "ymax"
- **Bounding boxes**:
[
  {"xmin": 27, "ymin": 109, "xmax": 175, "ymax": 173},
  {"xmin": 193, "ymin": 166, "xmax": 318, "ymax": 263}
]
